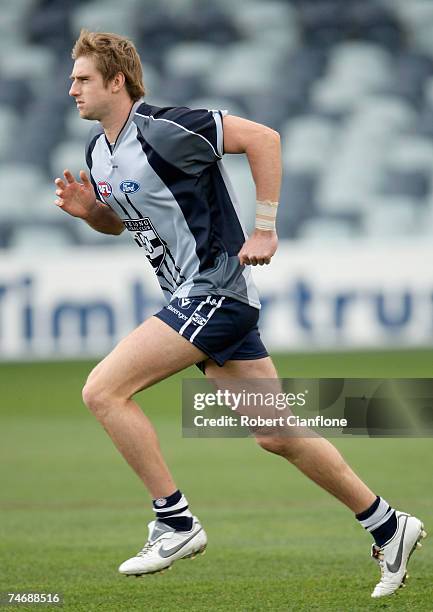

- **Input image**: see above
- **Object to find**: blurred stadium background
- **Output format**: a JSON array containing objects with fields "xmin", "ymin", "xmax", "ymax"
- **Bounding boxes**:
[
  {"xmin": 2, "ymin": 2, "xmax": 433, "ymax": 610},
  {"xmin": 4, "ymin": 0, "xmax": 433, "ymax": 241},
  {"xmin": 1, "ymin": 0, "xmax": 433, "ymax": 356}
]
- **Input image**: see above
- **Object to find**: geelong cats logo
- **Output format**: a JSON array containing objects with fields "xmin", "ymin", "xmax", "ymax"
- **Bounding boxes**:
[{"xmin": 123, "ymin": 218, "xmax": 166, "ymax": 272}]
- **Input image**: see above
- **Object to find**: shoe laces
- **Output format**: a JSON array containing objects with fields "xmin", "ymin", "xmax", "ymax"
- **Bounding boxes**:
[
  {"xmin": 136, "ymin": 540, "xmax": 156, "ymax": 557},
  {"xmin": 371, "ymin": 545, "xmax": 385, "ymax": 577}
]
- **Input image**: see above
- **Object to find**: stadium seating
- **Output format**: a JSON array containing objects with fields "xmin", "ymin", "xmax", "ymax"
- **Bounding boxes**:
[
  {"xmin": 0, "ymin": 106, "xmax": 19, "ymax": 162},
  {"xmin": 71, "ymin": 1, "xmax": 136, "ymax": 39},
  {"xmin": 2, "ymin": 0, "xmax": 433, "ymax": 250}
]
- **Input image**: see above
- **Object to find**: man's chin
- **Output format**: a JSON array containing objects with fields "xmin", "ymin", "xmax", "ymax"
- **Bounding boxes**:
[{"xmin": 78, "ymin": 108, "xmax": 97, "ymax": 121}]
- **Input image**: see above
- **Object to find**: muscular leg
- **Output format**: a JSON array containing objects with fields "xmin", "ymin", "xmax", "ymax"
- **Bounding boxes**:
[
  {"xmin": 82, "ymin": 316, "xmax": 207, "ymax": 499},
  {"xmin": 203, "ymin": 356, "xmax": 375, "ymax": 513}
]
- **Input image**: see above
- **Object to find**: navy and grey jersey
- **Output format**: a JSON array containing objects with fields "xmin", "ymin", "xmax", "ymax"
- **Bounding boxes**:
[{"xmin": 85, "ymin": 99, "xmax": 261, "ymax": 309}]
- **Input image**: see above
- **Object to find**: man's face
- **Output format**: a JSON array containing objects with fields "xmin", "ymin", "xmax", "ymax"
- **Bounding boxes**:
[{"xmin": 69, "ymin": 56, "xmax": 112, "ymax": 120}]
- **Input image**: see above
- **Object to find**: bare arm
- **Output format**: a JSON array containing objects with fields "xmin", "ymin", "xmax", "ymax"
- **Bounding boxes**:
[
  {"xmin": 223, "ymin": 114, "xmax": 281, "ymax": 201},
  {"xmin": 222, "ymin": 115, "xmax": 281, "ymax": 265},
  {"xmin": 54, "ymin": 170, "xmax": 124, "ymax": 235}
]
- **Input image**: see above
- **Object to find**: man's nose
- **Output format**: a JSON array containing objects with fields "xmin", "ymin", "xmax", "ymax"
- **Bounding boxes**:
[{"xmin": 69, "ymin": 82, "xmax": 78, "ymax": 97}]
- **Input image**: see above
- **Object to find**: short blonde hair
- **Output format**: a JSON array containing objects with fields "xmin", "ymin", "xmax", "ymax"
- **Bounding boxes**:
[{"xmin": 72, "ymin": 29, "xmax": 145, "ymax": 101}]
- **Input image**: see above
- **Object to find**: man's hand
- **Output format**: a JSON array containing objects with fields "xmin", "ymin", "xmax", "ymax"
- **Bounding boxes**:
[
  {"xmin": 54, "ymin": 169, "xmax": 97, "ymax": 219},
  {"xmin": 54, "ymin": 169, "xmax": 124, "ymax": 235},
  {"xmin": 238, "ymin": 229, "xmax": 278, "ymax": 266}
]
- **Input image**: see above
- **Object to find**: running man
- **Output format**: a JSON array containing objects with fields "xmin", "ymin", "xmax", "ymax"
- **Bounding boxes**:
[{"xmin": 54, "ymin": 30, "xmax": 426, "ymax": 598}]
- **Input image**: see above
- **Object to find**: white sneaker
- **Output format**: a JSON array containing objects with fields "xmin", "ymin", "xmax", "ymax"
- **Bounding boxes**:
[
  {"xmin": 371, "ymin": 511, "xmax": 427, "ymax": 598},
  {"xmin": 118, "ymin": 517, "xmax": 207, "ymax": 576}
]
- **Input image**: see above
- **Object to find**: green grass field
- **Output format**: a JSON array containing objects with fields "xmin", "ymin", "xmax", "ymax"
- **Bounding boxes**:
[{"xmin": 1, "ymin": 350, "xmax": 432, "ymax": 611}]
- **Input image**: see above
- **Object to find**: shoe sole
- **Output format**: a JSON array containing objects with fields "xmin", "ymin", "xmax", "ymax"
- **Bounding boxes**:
[
  {"xmin": 373, "ymin": 523, "xmax": 427, "ymax": 597},
  {"xmin": 124, "ymin": 543, "xmax": 207, "ymax": 578}
]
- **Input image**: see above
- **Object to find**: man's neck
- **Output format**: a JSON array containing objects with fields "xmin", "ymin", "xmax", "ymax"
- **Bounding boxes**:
[{"xmin": 101, "ymin": 98, "xmax": 134, "ymax": 145}]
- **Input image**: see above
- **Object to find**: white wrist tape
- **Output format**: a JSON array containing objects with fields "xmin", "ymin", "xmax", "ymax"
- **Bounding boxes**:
[{"xmin": 255, "ymin": 200, "xmax": 278, "ymax": 231}]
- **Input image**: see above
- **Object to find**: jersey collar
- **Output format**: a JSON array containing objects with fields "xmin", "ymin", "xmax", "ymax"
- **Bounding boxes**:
[{"xmin": 106, "ymin": 98, "xmax": 145, "ymax": 153}]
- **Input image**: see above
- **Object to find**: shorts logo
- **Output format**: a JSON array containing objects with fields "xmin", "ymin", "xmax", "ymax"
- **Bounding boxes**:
[
  {"xmin": 179, "ymin": 298, "xmax": 192, "ymax": 309},
  {"xmin": 120, "ymin": 180, "xmax": 140, "ymax": 194},
  {"xmin": 167, "ymin": 304, "xmax": 188, "ymax": 320},
  {"xmin": 97, "ymin": 181, "xmax": 112, "ymax": 198},
  {"xmin": 192, "ymin": 313, "xmax": 207, "ymax": 326}
]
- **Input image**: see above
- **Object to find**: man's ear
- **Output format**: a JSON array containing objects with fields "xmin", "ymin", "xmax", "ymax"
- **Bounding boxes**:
[{"xmin": 112, "ymin": 72, "xmax": 125, "ymax": 93}]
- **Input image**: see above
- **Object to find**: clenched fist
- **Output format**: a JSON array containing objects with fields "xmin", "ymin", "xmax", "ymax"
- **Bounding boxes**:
[{"xmin": 237, "ymin": 229, "xmax": 278, "ymax": 266}]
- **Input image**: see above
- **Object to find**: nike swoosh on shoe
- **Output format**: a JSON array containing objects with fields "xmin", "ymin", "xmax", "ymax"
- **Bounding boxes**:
[
  {"xmin": 159, "ymin": 527, "xmax": 203, "ymax": 558},
  {"xmin": 386, "ymin": 515, "xmax": 408, "ymax": 573}
]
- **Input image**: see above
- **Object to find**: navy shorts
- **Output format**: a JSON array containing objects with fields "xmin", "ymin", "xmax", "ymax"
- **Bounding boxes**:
[{"xmin": 154, "ymin": 295, "xmax": 268, "ymax": 373}]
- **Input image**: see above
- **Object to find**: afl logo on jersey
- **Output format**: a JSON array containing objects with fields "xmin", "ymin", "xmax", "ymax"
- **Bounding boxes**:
[
  {"xmin": 120, "ymin": 180, "xmax": 140, "ymax": 194},
  {"xmin": 97, "ymin": 181, "xmax": 112, "ymax": 198}
]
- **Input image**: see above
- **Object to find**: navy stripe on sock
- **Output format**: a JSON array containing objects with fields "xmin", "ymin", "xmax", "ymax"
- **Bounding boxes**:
[
  {"xmin": 356, "ymin": 496, "xmax": 380, "ymax": 521},
  {"xmin": 371, "ymin": 513, "xmax": 398, "ymax": 547},
  {"xmin": 153, "ymin": 489, "xmax": 182, "ymax": 509},
  {"xmin": 159, "ymin": 516, "xmax": 193, "ymax": 532}
]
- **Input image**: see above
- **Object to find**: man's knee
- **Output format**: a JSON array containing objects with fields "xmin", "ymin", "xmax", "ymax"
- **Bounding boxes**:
[{"xmin": 82, "ymin": 372, "xmax": 114, "ymax": 420}]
